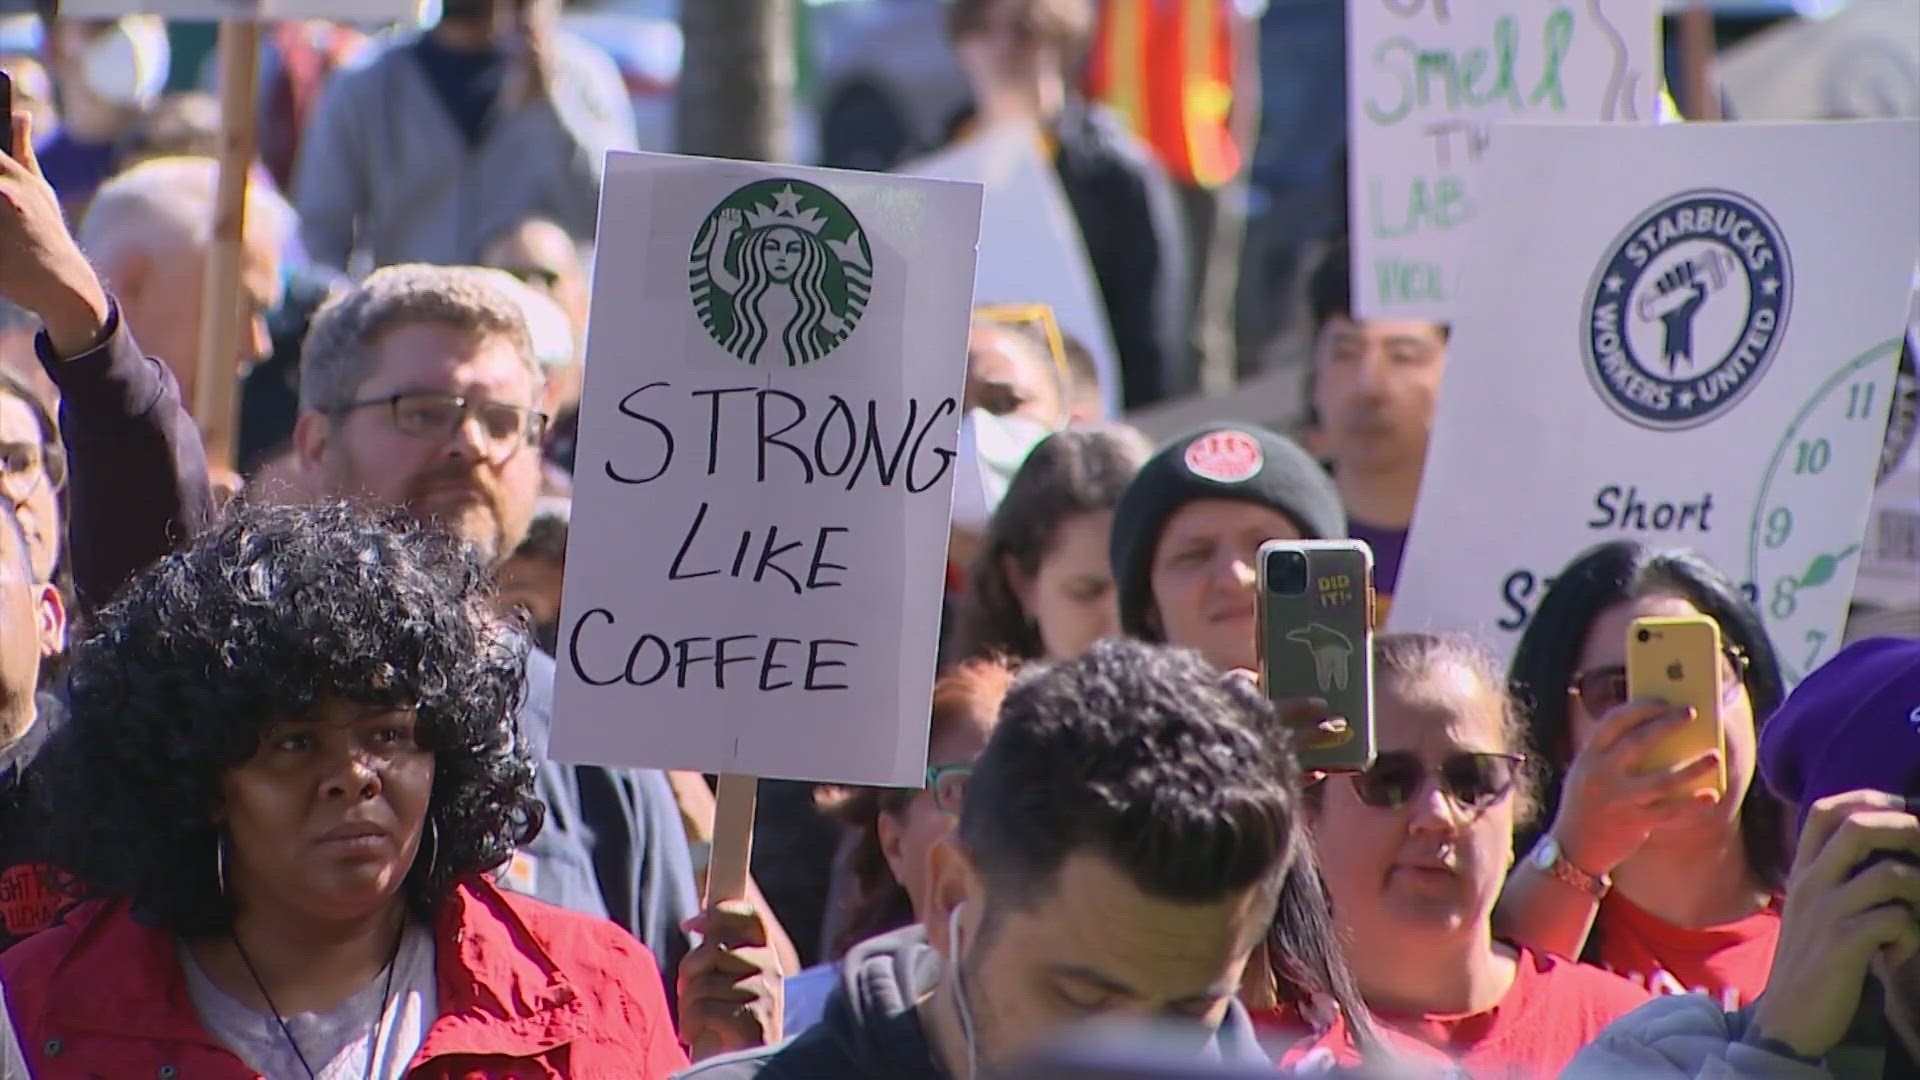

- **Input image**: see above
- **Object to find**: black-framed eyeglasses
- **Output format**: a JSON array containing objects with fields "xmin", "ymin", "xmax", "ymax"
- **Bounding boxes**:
[
  {"xmin": 1338, "ymin": 751, "xmax": 1528, "ymax": 812},
  {"xmin": 924, "ymin": 763, "xmax": 973, "ymax": 814},
  {"xmin": 0, "ymin": 439, "xmax": 66, "ymax": 504},
  {"xmin": 1569, "ymin": 642, "xmax": 1750, "ymax": 718},
  {"xmin": 327, "ymin": 393, "xmax": 548, "ymax": 462}
]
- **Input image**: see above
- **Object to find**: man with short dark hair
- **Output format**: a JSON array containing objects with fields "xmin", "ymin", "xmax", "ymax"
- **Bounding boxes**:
[
  {"xmin": 683, "ymin": 638, "xmax": 1287, "ymax": 1078},
  {"xmin": 1303, "ymin": 242, "xmax": 1448, "ymax": 617}
]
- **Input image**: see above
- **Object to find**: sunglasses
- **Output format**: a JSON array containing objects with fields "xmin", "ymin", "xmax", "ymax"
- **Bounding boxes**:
[
  {"xmin": 1339, "ymin": 751, "xmax": 1527, "ymax": 812},
  {"xmin": 1569, "ymin": 642, "xmax": 1750, "ymax": 718}
]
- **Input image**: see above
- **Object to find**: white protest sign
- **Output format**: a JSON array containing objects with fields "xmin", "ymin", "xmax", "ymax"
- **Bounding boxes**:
[
  {"xmin": 902, "ymin": 124, "xmax": 1123, "ymax": 417},
  {"xmin": 56, "ymin": 0, "xmax": 421, "ymax": 17},
  {"xmin": 1347, "ymin": 0, "xmax": 1661, "ymax": 321},
  {"xmin": 1390, "ymin": 120, "xmax": 1920, "ymax": 684},
  {"xmin": 1854, "ymin": 293, "xmax": 1920, "ymax": 608},
  {"xmin": 551, "ymin": 152, "xmax": 982, "ymax": 786}
]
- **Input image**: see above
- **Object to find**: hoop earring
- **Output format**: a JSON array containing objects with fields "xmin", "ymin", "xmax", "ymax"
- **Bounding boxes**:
[
  {"xmin": 420, "ymin": 818, "xmax": 440, "ymax": 880},
  {"xmin": 214, "ymin": 835, "xmax": 229, "ymax": 900}
]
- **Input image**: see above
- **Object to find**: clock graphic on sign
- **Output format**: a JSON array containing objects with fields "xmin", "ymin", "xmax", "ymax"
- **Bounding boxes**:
[{"xmin": 1747, "ymin": 340, "xmax": 1905, "ymax": 685}]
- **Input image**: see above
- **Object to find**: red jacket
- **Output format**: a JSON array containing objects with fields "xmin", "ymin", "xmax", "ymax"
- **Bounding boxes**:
[{"xmin": 1, "ymin": 876, "xmax": 690, "ymax": 1078}]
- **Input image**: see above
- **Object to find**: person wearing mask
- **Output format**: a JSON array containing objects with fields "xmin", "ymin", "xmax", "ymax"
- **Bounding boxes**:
[
  {"xmin": 944, "ymin": 310, "xmax": 1070, "ymax": 656},
  {"xmin": 1567, "ymin": 636, "xmax": 1920, "ymax": 1078},
  {"xmin": 76, "ymin": 155, "xmax": 293, "ymax": 421},
  {"xmin": 30, "ymin": 8, "xmax": 170, "ymax": 217},
  {"xmin": 294, "ymin": 0, "xmax": 636, "ymax": 272},
  {"xmin": 1108, "ymin": 424, "xmax": 1345, "ymax": 675},
  {"xmin": 684, "ymin": 638, "xmax": 1368, "ymax": 1079},
  {"xmin": 1303, "ymin": 242, "xmax": 1446, "ymax": 614},
  {"xmin": 1500, "ymin": 542, "xmax": 1792, "ymax": 1011},
  {"xmin": 0, "ymin": 501, "xmax": 691, "ymax": 1076},
  {"xmin": 782, "ymin": 658, "xmax": 1017, "ymax": 1036},
  {"xmin": 950, "ymin": 425, "xmax": 1152, "ymax": 661},
  {"xmin": 1271, "ymin": 634, "xmax": 1651, "ymax": 1075},
  {"xmin": 946, "ymin": 0, "xmax": 1189, "ymax": 409},
  {"xmin": 0, "ymin": 499, "xmax": 66, "ymax": 952}
]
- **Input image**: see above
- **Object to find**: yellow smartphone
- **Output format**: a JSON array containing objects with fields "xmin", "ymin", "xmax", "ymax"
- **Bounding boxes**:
[{"xmin": 1626, "ymin": 614, "xmax": 1727, "ymax": 796}]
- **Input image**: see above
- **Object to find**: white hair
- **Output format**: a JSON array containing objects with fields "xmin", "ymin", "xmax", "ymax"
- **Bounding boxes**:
[
  {"xmin": 481, "ymin": 270, "xmax": 576, "ymax": 370},
  {"xmin": 77, "ymin": 156, "xmax": 297, "ymax": 271}
]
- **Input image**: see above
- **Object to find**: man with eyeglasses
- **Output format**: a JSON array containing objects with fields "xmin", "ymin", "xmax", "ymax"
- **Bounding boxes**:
[{"xmin": 286, "ymin": 263, "xmax": 769, "ymax": 1010}]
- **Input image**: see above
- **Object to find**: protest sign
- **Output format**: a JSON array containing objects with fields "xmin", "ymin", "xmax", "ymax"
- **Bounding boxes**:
[
  {"xmin": 1390, "ymin": 120, "xmax": 1920, "ymax": 684},
  {"xmin": 1347, "ymin": 0, "xmax": 1661, "ymax": 321},
  {"xmin": 1854, "ymin": 294, "xmax": 1920, "ymax": 609},
  {"xmin": 902, "ymin": 124, "xmax": 1123, "ymax": 417},
  {"xmin": 56, "ymin": 0, "xmax": 421, "ymax": 16},
  {"xmin": 551, "ymin": 151, "xmax": 982, "ymax": 787}
]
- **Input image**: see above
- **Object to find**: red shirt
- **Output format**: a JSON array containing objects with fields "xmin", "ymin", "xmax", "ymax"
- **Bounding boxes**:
[
  {"xmin": 1265, "ymin": 947, "xmax": 1651, "ymax": 1079},
  {"xmin": 1593, "ymin": 891, "xmax": 1781, "ymax": 1010},
  {"xmin": 1, "ymin": 875, "xmax": 690, "ymax": 1079}
]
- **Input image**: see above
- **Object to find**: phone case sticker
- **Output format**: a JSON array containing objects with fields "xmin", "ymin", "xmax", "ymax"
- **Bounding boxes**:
[
  {"xmin": 1184, "ymin": 430, "xmax": 1264, "ymax": 484},
  {"xmin": 1288, "ymin": 623, "xmax": 1356, "ymax": 692}
]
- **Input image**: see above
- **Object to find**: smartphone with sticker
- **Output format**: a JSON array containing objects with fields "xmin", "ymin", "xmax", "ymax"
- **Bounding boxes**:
[
  {"xmin": 1256, "ymin": 539, "xmax": 1376, "ymax": 773},
  {"xmin": 1626, "ymin": 614, "xmax": 1728, "ymax": 796}
]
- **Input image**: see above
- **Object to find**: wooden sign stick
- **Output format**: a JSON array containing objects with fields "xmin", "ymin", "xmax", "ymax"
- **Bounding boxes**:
[
  {"xmin": 1679, "ymin": 0, "xmax": 1723, "ymax": 122},
  {"xmin": 193, "ymin": 19, "xmax": 263, "ymax": 472},
  {"xmin": 692, "ymin": 771, "xmax": 760, "ymax": 1060}
]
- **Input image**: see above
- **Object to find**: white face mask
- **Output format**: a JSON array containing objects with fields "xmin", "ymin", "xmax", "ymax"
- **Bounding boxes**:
[
  {"xmin": 949, "ymin": 408, "xmax": 1051, "ymax": 534},
  {"xmin": 80, "ymin": 18, "xmax": 171, "ymax": 111}
]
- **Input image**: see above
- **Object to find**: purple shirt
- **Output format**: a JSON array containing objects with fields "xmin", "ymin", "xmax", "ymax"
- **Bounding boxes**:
[
  {"xmin": 1350, "ymin": 519, "xmax": 1409, "ymax": 597},
  {"xmin": 33, "ymin": 132, "xmax": 121, "ymax": 221}
]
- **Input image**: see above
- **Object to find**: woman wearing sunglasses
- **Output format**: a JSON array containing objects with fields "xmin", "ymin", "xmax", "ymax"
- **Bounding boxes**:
[
  {"xmin": 781, "ymin": 658, "xmax": 1016, "ymax": 1036},
  {"xmin": 1500, "ymin": 541, "xmax": 1791, "ymax": 1012},
  {"xmin": 1268, "ymin": 633, "xmax": 1651, "ymax": 1076}
]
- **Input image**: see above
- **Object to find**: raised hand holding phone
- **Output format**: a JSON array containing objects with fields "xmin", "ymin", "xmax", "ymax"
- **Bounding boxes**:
[
  {"xmin": 0, "ymin": 105, "xmax": 113, "ymax": 357},
  {"xmin": 1255, "ymin": 540, "xmax": 1377, "ymax": 773}
]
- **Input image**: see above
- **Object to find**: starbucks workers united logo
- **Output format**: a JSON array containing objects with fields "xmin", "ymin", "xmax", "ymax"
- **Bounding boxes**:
[{"xmin": 690, "ymin": 179, "xmax": 874, "ymax": 366}]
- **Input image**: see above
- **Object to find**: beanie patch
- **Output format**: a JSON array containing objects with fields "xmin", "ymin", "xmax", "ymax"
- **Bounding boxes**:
[{"xmin": 1183, "ymin": 430, "xmax": 1264, "ymax": 484}]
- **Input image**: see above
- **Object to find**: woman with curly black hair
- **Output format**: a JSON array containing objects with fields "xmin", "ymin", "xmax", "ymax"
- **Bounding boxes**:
[{"xmin": 0, "ymin": 500, "xmax": 689, "ymax": 1078}]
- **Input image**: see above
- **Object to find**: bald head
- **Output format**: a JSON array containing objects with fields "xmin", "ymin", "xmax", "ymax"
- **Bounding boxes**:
[{"xmin": 79, "ymin": 156, "xmax": 291, "ymax": 406}]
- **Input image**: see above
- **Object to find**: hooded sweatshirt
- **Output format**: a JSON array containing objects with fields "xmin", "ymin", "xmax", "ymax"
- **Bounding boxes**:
[{"xmin": 678, "ymin": 925, "xmax": 1272, "ymax": 1080}]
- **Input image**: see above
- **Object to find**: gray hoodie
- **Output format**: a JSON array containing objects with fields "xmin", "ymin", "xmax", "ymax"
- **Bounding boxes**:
[
  {"xmin": 1563, "ymin": 990, "xmax": 1901, "ymax": 1079},
  {"xmin": 678, "ymin": 925, "xmax": 1273, "ymax": 1080}
]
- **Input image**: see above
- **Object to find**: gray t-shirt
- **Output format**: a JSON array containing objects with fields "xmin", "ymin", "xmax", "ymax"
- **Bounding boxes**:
[{"xmin": 180, "ymin": 924, "xmax": 438, "ymax": 1080}]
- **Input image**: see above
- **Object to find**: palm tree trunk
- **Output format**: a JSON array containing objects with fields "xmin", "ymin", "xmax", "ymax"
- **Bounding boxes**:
[{"xmin": 675, "ymin": 0, "xmax": 795, "ymax": 161}]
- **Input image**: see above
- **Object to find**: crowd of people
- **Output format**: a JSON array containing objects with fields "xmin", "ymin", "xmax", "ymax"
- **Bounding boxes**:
[{"xmin": 0, "ymin": 1, "xmax": 1916, "ymax": 1078}]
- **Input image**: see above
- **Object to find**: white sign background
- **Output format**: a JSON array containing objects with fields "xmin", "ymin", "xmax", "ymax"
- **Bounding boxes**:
[
  {"xmin": 58, "ymin": 0, "xmax": 420, "ymax": 16},
  {"xmin": 903, "ymin": 125, "xmax": 1123, "ymax": 418},
  {"xmin": 1348, "ymin": 0, "xmax": 1660, "ymax": 321},
  {"xmin": 551, "ymin": 152, "xmax": 982, "ymax": 786},
  {"xmin": 1390, "ymin": 120, "xmax": 1920, "ymax": 684}
]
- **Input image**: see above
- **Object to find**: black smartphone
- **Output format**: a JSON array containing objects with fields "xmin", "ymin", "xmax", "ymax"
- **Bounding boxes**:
[{"xmin": 1, "ymin": 70, "xmax": 14, "ymax": 160}]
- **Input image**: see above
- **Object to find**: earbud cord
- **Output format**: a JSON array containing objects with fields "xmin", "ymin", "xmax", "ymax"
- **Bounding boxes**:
[{"xmin": 949, "ymin": 902, "xmax": 980, "ymax": 1080}]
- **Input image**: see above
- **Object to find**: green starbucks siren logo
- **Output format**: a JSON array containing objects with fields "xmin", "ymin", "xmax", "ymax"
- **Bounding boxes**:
[{"xmin": 690, "ymin": 179, "xmax": 874, "ymax": 367}]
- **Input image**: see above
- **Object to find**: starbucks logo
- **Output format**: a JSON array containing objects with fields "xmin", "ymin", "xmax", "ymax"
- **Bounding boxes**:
[
  {"xmin": 1581, "ymin": 189, "xmax": 1792, "ymax": 431},
  {"xmin": 689, "ymin": 179, "xmax": 874, "ymax": 367}
]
